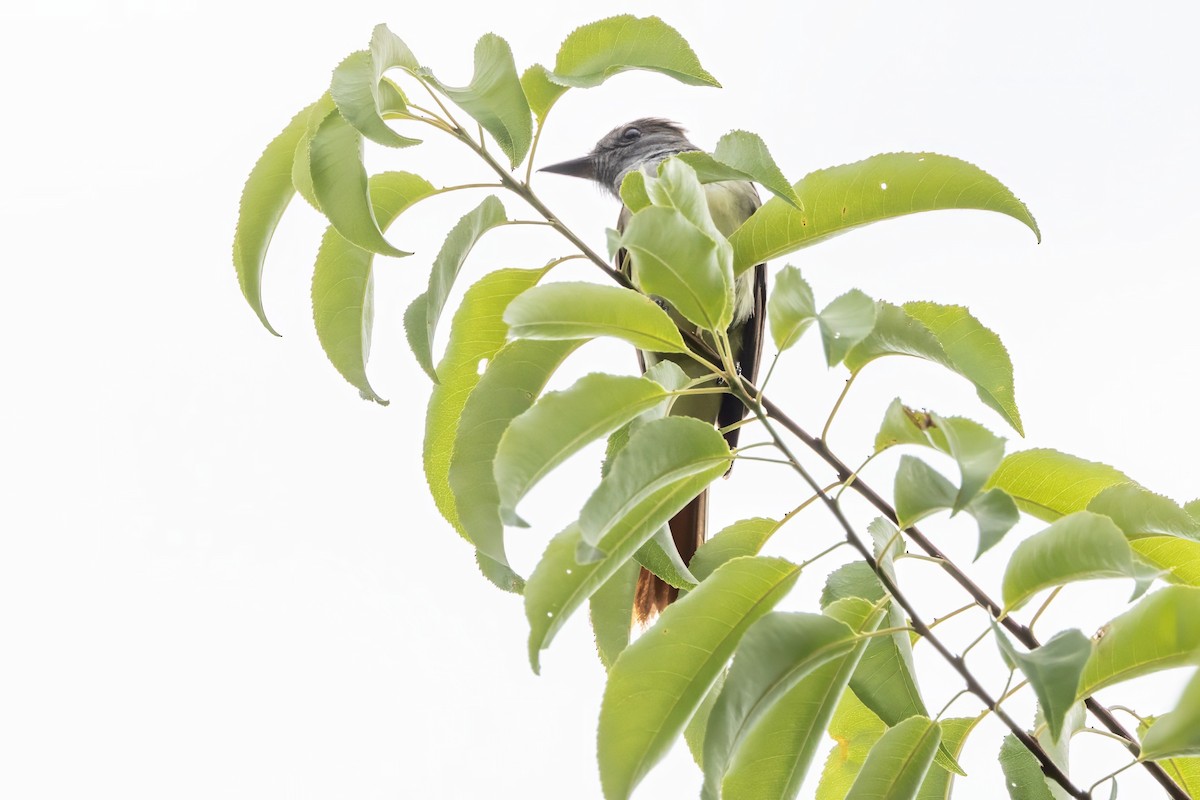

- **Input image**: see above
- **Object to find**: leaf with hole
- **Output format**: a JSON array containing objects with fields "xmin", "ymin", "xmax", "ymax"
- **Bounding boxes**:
[
  {"xmin": 729, "ymin": 152, "xmax": 1039, "ymax": 276},
  {"xmin": 579, "ymin": 417, "xmax": 731, "ymax": 552},
  {"xmin": 422, "ymin": 268, "xmax": 549, "ymax": 541},
  {"xmin": 1077, "ymin": 586, "xmax": 1200, "ymax": 698},
  {"xmin": 405, "ymin": 195, "xmax": 507, "ymax": 381},
  {"xmin": 449, "ymin": 339, "xmax": 581, "ymax": 567}
]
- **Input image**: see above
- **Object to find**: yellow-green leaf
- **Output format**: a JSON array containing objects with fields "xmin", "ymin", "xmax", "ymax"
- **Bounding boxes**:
[
  {"xmin": 1078, "ymin": 586, "xmax": 1200, "ymax": 698},
  {"xmin": 549, "ymin": 15, "xmax": 720, "ymax": 89},
  {"xmin": 729, "ymin": 153, "xmax": 1039, "ymax": 276},
  {"xmin": 233, "ymin": 97, "xmax": 323, "ymax": 335},
  {"xmin": 312, "ymin": 171, "xmax": 435, "ymax": 403}
]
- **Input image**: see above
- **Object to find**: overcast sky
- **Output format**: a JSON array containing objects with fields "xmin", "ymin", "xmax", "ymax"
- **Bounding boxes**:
[{"xmin": 2, "ymin": 1, "xmax": 1198, "ymax": 798}]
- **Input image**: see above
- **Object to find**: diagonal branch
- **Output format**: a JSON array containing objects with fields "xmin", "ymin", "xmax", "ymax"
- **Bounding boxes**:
[{"xmin": 455, "ymin": 125, "xmax": 1187, "ymax": 800}]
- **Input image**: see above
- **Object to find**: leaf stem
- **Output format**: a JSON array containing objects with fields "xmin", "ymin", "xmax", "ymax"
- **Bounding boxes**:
[
  {"xmin": 821, "ymin": 372, "xmax": 858, "ymax": 442},
  {"xmin": 1028, "ymin": 586, "xmax": 1063, "ymax": 634}
]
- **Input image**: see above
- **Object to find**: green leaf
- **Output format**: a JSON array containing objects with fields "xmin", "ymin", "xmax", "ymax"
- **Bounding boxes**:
[
  {"xmin": 992, "ymin": 626, "xmax": 1092, "ymax": 741},
  {"xmin": 821, "ymin": 561, "xmax": 886, "ymax": 607},
  {"xmin": 1140, "ymin": 668, "xmax": 1200, "ymax": 760},
  {"xmin": 999, "ymin": 735, "xmax": 1056, "ymax": 800},
  {"xmin": 686, "ymin": 670, "xmax": 728, "ymax": 768},
  {"xmin": 312, "ymin": 171, "xmax": 435, "ymax": 403},
  {"xmin": 405, "ymin": 195, "xmax": 507, "ymax": 381},
  {"xmin": 645, "ymin": 157, "xmax": 727, "ymax": 239},
  {"xmin": 589, "ymin": 556, "xmax": 640, "ymax": 670},
  {"xmin": 846, "ymin": 302, "xmax": 952, "ymax": 374},
  {"xmin": 233, "ymin": 97, "xmax": 323, "ymax": 336},
  {"xmin": 449, "ymin": 339, "xmax": 582, "ymax": 566},
  {"xmin": 850, "ymin": 522, "xmax": 960, "ymax": 779},
  {"xmin": 549, "ymin": 14, "xmax": 720, "ymax": 88},
  {"xmin": 1087, "ymin": 484, "xmax": 1200, "ymax": 541},
  {"xmin": 309, "ymin": 111, "xmax": 409, "ymax": 257},
  {"xmin": 495, "ymin": 373, "xmax": 670, "ymax": 526},
  {"xmin": 711, "ymin": 130, "xmax": 800, "ymax": 207},
  {"xmin": 1077, "ymin": 586, "xmax": 1200, "ymax": 697},
  {"xmin": 701, "ymin": 612, "xmax": 866, "ymax": 799},
  {"xmin": 1002, "ymin": 511, "xmax": 1156, "ymax": 611},
  {"xmin": 291, "ymin": 93, "xmax": 337, "ymax": 211},
  {"xmin": 815, "ymin": 690, "xmax": 887, "ymax": 800},
  {"xmin": 329, "ymin": 24, "xmax": 422, "ymax": 148},
  {"xmin": 579, "ymin": 416, "xmax": 731, "ymax": 552},
  {"xmin": 520, "ymin": 64, "xmax": 568, "ymax": 125},
  {"xmin": 932, "ymin": 415, "xmax": 1007, "ymax": 512},
  {"xmin": 503, "ymin": 281, "xmax": 689, "ymax": 353},
  {"xmin": 525, "ymin": 437, "xmax": 733, "ymax": 672},
  {"xmin": 878, "ymin": 403, "xmax": 1014, "ymax": 551},
  {"xmin": 846, "ymin": 302, "xmax": 1021, "ymax": 435},
  {"xmin": 475, "ymin": 550, "xmax": 524, "ymax": 594},
  {"xmin": 423, "ymin": 34, "xmax": 532, "ymax": 168},
  {"xmin": 1131, "ymin": 537, "xmax": 1200, "ymax": 588},
  {"xmin": 905, "ymin": 302, "xmax": 1023, "ymax": 435},
  {"xmin": 690, "ymin": 518, "xmax": 781, "ymax": 582},
  {"xmin": 422, "ymin": 268, "xmax": 549, "ymax": 538},
  {"xmin": 719, "ymin": 598, "xmax": 882, "ymax": 800},
  {"xmin": 819, "ymin": 290, "xmax": 878, "ymax": 367},
  {"xmin": 895, "ymin": 456, "xmax": 956, "ymax": 529},
  {"xmin": 845, "ymin": 715, "xmax": 941, "ymax": 800},
  {"xmin": 622, "ymin": 206, "xmax": 733, "ymax": 332},
  {"xmin": 598, "ymin": 556, "xmax": 801, "ymax": 800},
  {"xmin": 965, "ymin": 489, "xmax": 1022, "ymax": 558},
  {"xmin": 619, "ymin": 170, "xmax": 652, "ymax": 213},
  {"xmin": 986, "ymin": 449, "xmax": 1130, "ymax": 521},
  {"xmin": 729, "ymin": 152, "xmax": 1040, "ymax": 276},
  {"xmin": 874, "ymin": 399, "xmax": 935, "ymax": 453},
  {"xmin": 916, "ymin": 718, "xmax": 976, "ymax": 800},
  {"xmin": 767, "ymin": 265, "xmax": 817, "ymax": 352},
  {"xmin": 1138, "ymin": 719, "xmax": 1200, "ymax": 793},
  {"xmin": 634, "ymin": 526, "xmax": 698, "ymax": 590}
]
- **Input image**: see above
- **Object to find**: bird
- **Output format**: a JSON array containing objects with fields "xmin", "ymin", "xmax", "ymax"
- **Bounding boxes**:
[{"xmin": 540, "ymin": 118, "xmax": 767, "ymax": 624}]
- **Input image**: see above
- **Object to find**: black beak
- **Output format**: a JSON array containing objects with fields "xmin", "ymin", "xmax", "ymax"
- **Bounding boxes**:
[{"xmin": 538, "ymin": 154, "xmax": 597, "ymax": 181}]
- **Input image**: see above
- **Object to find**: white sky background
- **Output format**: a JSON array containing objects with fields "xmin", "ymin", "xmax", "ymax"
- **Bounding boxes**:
[{"xmin": 2, "ymin": 1, "xmax": 1198, "ymax": 798}]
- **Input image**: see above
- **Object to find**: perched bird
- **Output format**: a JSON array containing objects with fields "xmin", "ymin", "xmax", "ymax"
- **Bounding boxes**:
[{"xmin": 541, "ymin": 118, "xmax": 766, "ymax": 623}]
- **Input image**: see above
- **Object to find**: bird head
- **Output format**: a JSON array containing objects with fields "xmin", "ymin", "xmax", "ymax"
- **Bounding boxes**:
[{"xmin": 540, "ymin": 118, "xmax": 697, "ymax": 197}]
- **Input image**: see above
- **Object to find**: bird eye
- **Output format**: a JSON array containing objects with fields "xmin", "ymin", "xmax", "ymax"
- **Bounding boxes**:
[{"xmin": 621, "ymin": 127, "xmax": 642, "ymax": 142}]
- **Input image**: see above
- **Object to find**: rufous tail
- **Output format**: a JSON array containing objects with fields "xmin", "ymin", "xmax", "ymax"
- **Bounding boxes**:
[{"xmin": 633, "ymin": 490, "xmax": 708, "ymax": 624}]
